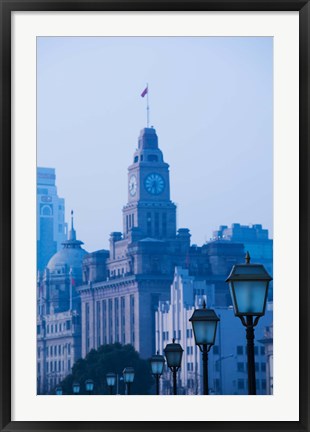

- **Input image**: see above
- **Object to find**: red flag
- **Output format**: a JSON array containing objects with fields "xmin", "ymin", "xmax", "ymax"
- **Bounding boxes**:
[
  {"xmin": 141, "ymin": 86, "xmax": 148, "ymax": 98},
  {"xmin": 71, "ymin": 276, "xmax": 76, "ymax": 286}
]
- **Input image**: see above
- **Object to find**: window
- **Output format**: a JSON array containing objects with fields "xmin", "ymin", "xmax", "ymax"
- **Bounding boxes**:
[
  {"xmin": 66, "ymin": 320, "xmax": 71, "ymax": 330},
  {"xmin": 46, "ymin": 362, "xmax": 49, "ymax": 373},
  {"xmin": 58, "ymin": 345, "xmax": 61, "ymax": 355},
  {"xmin": 147, "ymin": 154, "xmax": 158, "ymax": 162},
  {"xmin": 50, "ymin": 346, "xmax": 53, "ymax": 357},
  {"xmin": 238, "ymin": 379, "xmax": 245, "ymax": 390},
  {"xmin": 37, "ymin": 325, "xmax": 41, "ymax": 335},
  {"xmin": 37, "ymin": 347, "xmax": 41, "ymax": 359},
  {"xmin": 261, "ymin": 363, "xmax": 266, "ymax": 372},
  {"xmin": 255, "ymin": 362, "xmax": 259, "ymax": 372},
  {"xmin": 155, "ymin": 213, "xmax": 159, "ymax": 236},
  {"xmin": 46, "ymin": 325, "xmax": 49, "ymax": 334},
  {"xmin": 213, "ymin": 345, "xmax": 219, "ymax": 355},
  {"xmin": 55, "ymin": 324, "xmax": 58, "ymax": 333},
  {"xmin": 262, "ymin": 379, "xmax": 267, "ymax": 390},
  {"xmin": 256, "ymin": 379, "xmax": 260, "ymax": 390},
  {"xmin": 68, "ymin": 343, "xmax": 71, "ymax": 355},
  {"xmin": 260, "ymin": 346, "xmax": 265, "ymax": 355},
  {"xmin": 254, "ymin": 346, "xmax": 258, "ymax": 355},
  {"xmin": 96, "ymin": 301, "xmax": 101, "ymax": 347},
  {"xmin": 147, "ymin": 212, "xmax": 152, "ymax": 236},
  {"xmin": 162, "ymin": 213, "xmax": 167, "ymax": 237},
  {"xmin": 134, "ymin": 156, "xmax": 138, "ymax": 163},
  {"xmin": 41, "ymin": 205, "xmax": 52, "ymax": 216},
  {"xmin": 37, "ymin": 363, "xmax": 41, "ymax": 374},
  {"xmin": 237, "ymin": 346, "xmax": 243, "ymax": 355},
  {"xmin": 237, "ymin": 362, "xmax": 244, "ymax": 372}
]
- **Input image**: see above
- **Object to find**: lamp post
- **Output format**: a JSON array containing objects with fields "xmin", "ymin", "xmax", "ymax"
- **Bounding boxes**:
[
  {"xmin": 85, "ymin": 379, "xmax": 94, "ymax": 395},
  {"xmin": 123, "ymin": 367, "xmax": 135, "ymax": 395},
  {"xmin": 72, "ymin": 382, "xmax": 80, "ymax": 395},
  {"xmin": 150, "ymin": 352, "xmax": 165, "ymax": 395},
  {"xmin": 226, "ymin": 251, "xmax": 272, "ymax": 395},
  {"xmin": 55, "ymin": 386, "xmax": 62, "ymax": 395},
  {"xmin": 164, "ymin": 339, "xmax": 183, "ymax": 395},
  {"xmin": 189, "ymin": 301, "xmax": 220, "ymax": 395},
  {"xmin": 106, "ymin": 372, "xmax": 116, "ymax": 395}
]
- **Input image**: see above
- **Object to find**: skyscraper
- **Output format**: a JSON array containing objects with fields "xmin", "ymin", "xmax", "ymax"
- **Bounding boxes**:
[{"xmin": 37, "ymin": 167, "xmax": 67, "ymax": 271}]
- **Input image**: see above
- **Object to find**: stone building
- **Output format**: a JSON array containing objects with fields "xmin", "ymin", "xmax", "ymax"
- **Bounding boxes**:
[
  {"xmin": 37, "ymin": 213, "xmax": 87, "ymax": 394},
  {"xmin": 77, "ymin": 127, "xmax": 250, "ymax": 361},
  {"xmin": 37, "ymin": 167, "xmax": 67, "ymax": 271}
]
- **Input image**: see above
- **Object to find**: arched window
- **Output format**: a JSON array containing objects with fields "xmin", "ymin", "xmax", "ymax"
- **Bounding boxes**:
[{"xmin": 41, "ymin": 205, "xmax": 52, "ymax": 216}]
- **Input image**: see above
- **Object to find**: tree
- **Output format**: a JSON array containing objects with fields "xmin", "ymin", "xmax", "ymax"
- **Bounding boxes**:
[{"xmin": 59, "ymin": 343, "xmax": 154, "ymax": 395}]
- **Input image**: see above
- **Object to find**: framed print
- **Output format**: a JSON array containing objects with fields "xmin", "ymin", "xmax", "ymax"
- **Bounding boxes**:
[{"xmin": 1, "ymin": 0, "xmax": 309, "ymax": 431}]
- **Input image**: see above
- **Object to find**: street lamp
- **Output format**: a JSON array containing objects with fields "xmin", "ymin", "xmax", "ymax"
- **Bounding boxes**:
[
  {"xmin": 106, "ymin": 372, "xmax": 116, "ymax": 395},
  {"xmin": 150, "ymin": 352, "xmax": 165, "ymax": 395},
  {"xmin": 164, "ymin": 339, "xmax": 183, "ymax": 395},
  {"xmin": 226, "ymin": 251, "xmax": 272, "ymax": 395},
  {"xmin": 85, "ymin": 379, "xmax": 94, "ymax": 395},
  {"xmin": 189, "ymin": 301, "xmax": 220, "ymax": 395},
  {"xmin": 55, "ymin": 386, "xmax": 62, "ymax": 395},
  {"xmin": 123, "ymin": 367, "xmax": 135, "ymax": 395},
  {"xmin": 72, "ymin": 382, "xmax": 80, "ymax": 394}
]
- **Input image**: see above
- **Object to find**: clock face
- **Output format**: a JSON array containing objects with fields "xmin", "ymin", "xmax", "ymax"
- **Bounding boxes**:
[
  {"xmin": 129, "ymin": 175, "xmax": 137, "ymax": 196},
  {"xmin": 144, "ymin": 173, "xmax": 165, "ymax": 195}
]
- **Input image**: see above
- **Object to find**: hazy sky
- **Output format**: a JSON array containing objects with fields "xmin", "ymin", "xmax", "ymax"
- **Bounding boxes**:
[{"xmin": 37, "ymin": 36, "xmax": 273, "ymax": 252}]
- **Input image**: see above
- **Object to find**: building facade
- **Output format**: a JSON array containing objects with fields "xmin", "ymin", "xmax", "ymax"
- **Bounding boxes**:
[
  {"xmin": 37, "ymin": 214, "xmax": 87, "ymax": 394},
  {"xmin": 77, "ymin": 127, "xmax": 271, "ymax": 362},
  {"xmin": 37, "ymin": 167, "xmax": 67, "ymax": 272},
  {"xmin": 156, "ymin": 267, "xmax": 273, "ymax": 395}
]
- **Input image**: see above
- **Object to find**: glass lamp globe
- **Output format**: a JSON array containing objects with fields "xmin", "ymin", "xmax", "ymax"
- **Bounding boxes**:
[
  {"xmin": 106, "ymin": 373, "xmax": 116, "ymax": 387},
  {"xmin": 164, "ymin": 339, "xmax": 184, "ymax": 369},
  {"xmin": 150, "ymin": 353, "xmax": 165, "ymax": 375},
  {"xmin": 226, "ymin": 252, "xmax": 272, "ymax": 317},
  {"xmin": 123, "ymin": 367, "xmax": 135, "ymax": 383},
  {"xmin": 85, "ymin": 379, "xmax": 94, "ymax": 392}
]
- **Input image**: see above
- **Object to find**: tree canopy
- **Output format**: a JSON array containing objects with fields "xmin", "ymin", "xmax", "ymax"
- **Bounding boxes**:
[{"xmin": 58, "ymin": 343, "xmax": 154, "ymax": 395}]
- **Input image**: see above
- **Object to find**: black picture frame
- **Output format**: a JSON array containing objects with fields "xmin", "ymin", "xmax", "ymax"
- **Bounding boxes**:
[{"xmin": 1, "ymin": 1, "xmax": 309, "ymax": 431}]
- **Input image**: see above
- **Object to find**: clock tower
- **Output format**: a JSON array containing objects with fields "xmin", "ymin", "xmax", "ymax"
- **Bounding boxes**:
[{"xmin": 123, "ymin": 127, "xmax": 177, "ymax": 240}]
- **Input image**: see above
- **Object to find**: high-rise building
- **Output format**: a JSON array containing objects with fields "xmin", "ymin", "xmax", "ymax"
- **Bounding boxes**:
[{"xmin": 37, "ymin": 167, "xmax": 67, "ymax": 272}]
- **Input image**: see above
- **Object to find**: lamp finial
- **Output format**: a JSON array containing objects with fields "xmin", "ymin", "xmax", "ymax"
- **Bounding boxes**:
[{"xmin": 245, "ymin": 251, "xmax": 251, "ymax": 264}]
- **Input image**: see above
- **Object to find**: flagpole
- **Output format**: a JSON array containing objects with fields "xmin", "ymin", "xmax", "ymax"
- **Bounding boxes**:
[{"xmin": 146, "ymin": 83, "xmax": 149, "ymax": 128}]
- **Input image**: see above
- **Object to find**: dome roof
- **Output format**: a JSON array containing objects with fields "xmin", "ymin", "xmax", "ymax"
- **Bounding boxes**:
[
  {"xmin": 47, "ymin": 247, "xmax": 88, "ymax": 273},
  {"xmin": 46, "ymin": 210, "xmax": 88, "ymax": 275}
]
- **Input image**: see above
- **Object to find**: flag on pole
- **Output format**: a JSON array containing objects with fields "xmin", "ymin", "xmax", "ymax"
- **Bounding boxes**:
[{"xmin": 141, "ymin": 86, "xmax": 148, "ymax": 98}]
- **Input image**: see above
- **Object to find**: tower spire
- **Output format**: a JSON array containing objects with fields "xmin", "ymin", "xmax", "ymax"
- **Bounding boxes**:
[{"xmin": 69, "ymin": 210, "xmax": 76, "ymax": 241}]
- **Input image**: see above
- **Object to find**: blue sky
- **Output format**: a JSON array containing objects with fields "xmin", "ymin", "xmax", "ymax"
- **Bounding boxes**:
[{"xmin": 37, "ymin": 36, "xmax": 273, "ymax": 252}]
